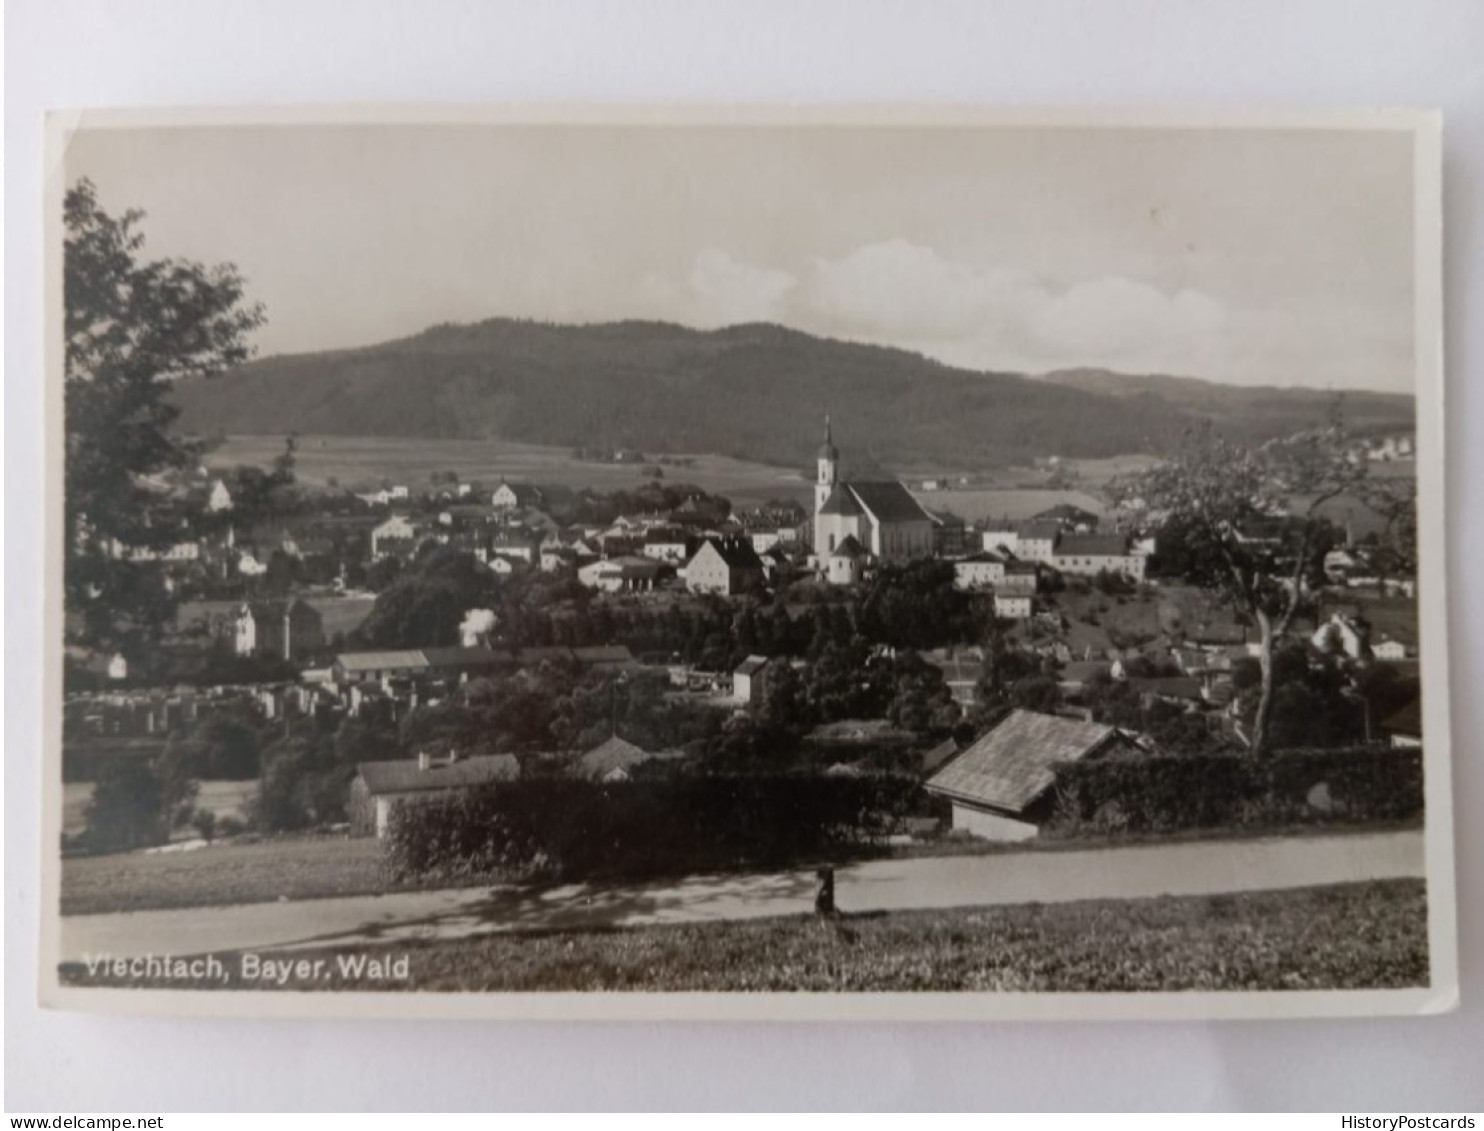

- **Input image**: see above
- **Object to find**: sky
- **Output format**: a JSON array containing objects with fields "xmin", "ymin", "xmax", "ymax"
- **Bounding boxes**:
[{"xmin": 64, "ymin": 121, "xmax": 1418, "ymax": 393}]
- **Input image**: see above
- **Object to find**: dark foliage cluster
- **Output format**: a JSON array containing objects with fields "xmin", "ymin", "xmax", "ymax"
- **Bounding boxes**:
[
  {"xmin": 382, "ymin": 774, "xmax": 923, "ymax": 884},
  {"xmin": 1048, "ymin": 746, "xmax": 1423, "ymax": 835}
]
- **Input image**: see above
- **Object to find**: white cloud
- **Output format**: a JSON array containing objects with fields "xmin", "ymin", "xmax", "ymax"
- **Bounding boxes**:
[
  {"xmin": 640, "ymin": 248, "xmax": 798, "ymax": 328},
  {"xmin": 638, "ymin": 240, "xmax": 1229, "ymax": 375},
  {"xmin": 1031, "ymin": 278, "xmax": 1226, "ymax": 360}
]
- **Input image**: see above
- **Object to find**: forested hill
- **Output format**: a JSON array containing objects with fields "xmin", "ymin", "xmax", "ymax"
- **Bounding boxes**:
[
  {"xmin": 170, "ymin": 319, "xmax": 1414, "ymax": 472},
  {"xmin": 1040, "ymin": 368, "xmax": 1413, "ymax": 438}
]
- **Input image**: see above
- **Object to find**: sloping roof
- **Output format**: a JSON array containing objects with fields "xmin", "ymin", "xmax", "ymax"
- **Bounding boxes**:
[
  {"xmin": 494, "ymin": 481, "xmax": 545, "ymax": 505},
  {"xmin": 243, "ymin": 599, "xmax": 288, "ymax": 620},
  {"xmin": 579, "ymin": 735, "xmax": 652, "ymax": 778},
  {"xmin": 926, "ymin": 709, "xmax": 1116, "ymax": 814},
  {"xmin": 516, "ymin": 646, "xmax": 577, "ymax": 666},
  {"xmin": 571, "ymin": 645, "xmax": 637, "ymax": 666},
  {"xmin": 831, "ymin": 534, "xmax": 866, "ymax": 559},
  {"xmin": 1060, "ymin": 661, "xmax": 1112, "ymax": 684},
  {"xmin": 1127, "ymin": 676, "xmax": 1204, "ymax": 701},
  {"xmin": 336, "ymin": 650, "xmax": 429, "ymax": 673},
  {"xmin": 819, "ymin": 483, "xmax": 865, "ymax": 517},
  {"xmin": 1382, "ymin": 698, "xmax": 1422, "ymax": 739},
  {"xmin": 419, "ymin": 646, "xmax": 512, "ymax": 670},
  {"xmin": 1056, "ymin": 533, "xmax": 1131, "ymax": 557},
  {"xmin": 920, "ymin": 737, "xmax": 960, "ymax": 773},
  {"xmin": 734, "ymin": 654, "xmax": 770, "ymax": 677},
  {"xmin": 1032, "ymin": 503, "xmax": 1099, "ymax": 524},
  {"xmin": 1017, "ymin": 520, "xmax": 1063, "ymax": 542},
  {"xmin": 697, "ymin": 536, "xmax": 764, "ymax": 571},
  {"xmin": 357, "ymin": 754, "xmax": 519, "ymax": 795},
  {"xmin": 846, "ymin": 481, "xmax": 935, "ymax": 525}
]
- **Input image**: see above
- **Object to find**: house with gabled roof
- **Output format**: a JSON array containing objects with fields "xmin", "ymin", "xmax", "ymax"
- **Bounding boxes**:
[
  {"xmin": 732, "ymin": 654, "xmax": 771, "ymax": 704},
  {"xmin": 1382, "ymin": 699, "xmax": 1422, "ymax": 749},
  {"xmin": 685, "ymin": 536, "xmax": 765, "ymax": 595},
  {"xmin": 1052, "ymin": 532, "xmax": 1146, "ymax": 580},
  {"xmin": 350, "ymin": 752, "xmax": 520, "ymax": 837},
  {"xmin": 925, "ymin": 709, "xmax": 1130, "ymax": 840},
  {"xmin": 953, "ymin": 550, "xmax": 1006, "ymax": 591},
  {"xmin": 230, "ymin": 597, "xmax": 325, "ymax": 661},
  {"xmin": 576, "ymin": 735, "xmax": 683, "ymax": 782},
  {"xmin": 491, "ymin": 480, "xmax": 546, "ymax": 511}
]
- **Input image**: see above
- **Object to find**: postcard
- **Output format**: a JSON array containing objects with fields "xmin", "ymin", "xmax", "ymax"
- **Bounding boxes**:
[{"xmin": 40, "ymin": 105, "xmax": 1455, "ymax": 1020}]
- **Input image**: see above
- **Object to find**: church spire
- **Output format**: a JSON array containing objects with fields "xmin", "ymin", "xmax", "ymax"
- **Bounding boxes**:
[{"xmin": 818, "ymin": 412, "xmax": 839, "ymax": 461}]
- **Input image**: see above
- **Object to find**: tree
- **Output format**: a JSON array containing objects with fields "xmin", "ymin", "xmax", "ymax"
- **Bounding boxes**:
[
  {"xmin": 65, "ymin": 179, "xmax": 265, "ymax": 654},
  {"xmin": 355, "ymin": 547, "xmax": 502, "ymax": 647},
  {"xmin": 84, "ymin": 760, "xmax": 166, "ymax": 851},
  {"xmin": 1121, "ymin": 413, "xmax": 1369, "ymax": 758}
]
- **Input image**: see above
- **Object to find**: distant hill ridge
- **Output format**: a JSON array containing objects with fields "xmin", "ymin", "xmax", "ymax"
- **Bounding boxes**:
[{"xmin": 170, "ymin": 318, "xmax": 1414, "ymax": 471}]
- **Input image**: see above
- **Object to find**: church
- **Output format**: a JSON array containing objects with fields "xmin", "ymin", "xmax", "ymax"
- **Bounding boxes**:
[{"xmin": 812, "ymin": 417, "xmax": 938, "ymax": 584}]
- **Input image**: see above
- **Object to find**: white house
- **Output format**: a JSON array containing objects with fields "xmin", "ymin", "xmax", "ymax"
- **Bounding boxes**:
[
  {"xmin": 1312, "ymin": 613, "xmax": 1369, "ymax": 660},
  {"xmin": 982, "ymin": 526, "xmax": 1020, "ymax": 555},
  {"xmin": 1015, "ymin": 522, "xmax": 1060, "ymax": 563},
  {"xmin": 491, "ymin": 480, "xmax": 545, "ymax": 510},
  {"xmin": 1373, "ymin": 638, "xmax": 1408, "ymax": 661},
  {"xmin": 953, "ymin": 552, "xmax": 1006, "ymax": 591},
  {"xmin": 1051, "ymin": 533, "xmax": 1147, "ymax": 580},
  {"xmin": 733, "ymin": 655, "xmax": 770, "ymax": 704},
  {"xmin": 686, "ymin": 536, "xmax": 765, "ymax": 596},
  {"xmin": 370, "ymin": 514, "xmax": 419, "ymax": 560},
  {"xmin": 993, "ymin": 592, "xmax": 1034, "ymax": 620},
  {"xmin": 206, "ymin": 479, "xmax": 233, "ymax": 512}
]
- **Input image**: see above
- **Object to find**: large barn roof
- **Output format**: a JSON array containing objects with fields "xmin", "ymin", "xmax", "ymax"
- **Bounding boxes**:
[{"xmin": 926, "ymin": 709, "xmax": 1115, "ymax": 814}]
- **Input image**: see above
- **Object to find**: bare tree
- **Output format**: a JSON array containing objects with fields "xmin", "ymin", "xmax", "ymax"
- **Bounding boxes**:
[{"xmin": 1121, "ymin": 411, "xmax": 1369, "ymax": 758}]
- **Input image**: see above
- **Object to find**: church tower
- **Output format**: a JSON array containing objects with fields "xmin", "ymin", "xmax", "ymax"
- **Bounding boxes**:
[{"xmin": 815, "ymin": 414, "xmax": 839, "ymax": 516}]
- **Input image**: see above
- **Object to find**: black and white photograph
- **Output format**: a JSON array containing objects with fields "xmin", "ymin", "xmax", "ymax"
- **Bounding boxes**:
[{"xmin": 40, "ymin": 107, "xmax": 1455, "ymax": 1019}]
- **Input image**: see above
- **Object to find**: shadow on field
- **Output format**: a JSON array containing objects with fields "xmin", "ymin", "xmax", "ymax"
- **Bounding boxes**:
[{"xmin": 289, "ymin": 867, "xmax": 825, "ymax": 950}]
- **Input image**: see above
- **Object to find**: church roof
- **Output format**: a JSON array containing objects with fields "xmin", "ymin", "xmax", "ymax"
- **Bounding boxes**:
[
  {"xmin": 844, "ymin": 481, "xmax": 935, "ymax": 525},
  {"xmin": 831, "ymin": 535, "xmax": 866, "ymax": 558},
  {"xmin": 819, "ymin": 483, "xmax": 865, "ymax": 517}
]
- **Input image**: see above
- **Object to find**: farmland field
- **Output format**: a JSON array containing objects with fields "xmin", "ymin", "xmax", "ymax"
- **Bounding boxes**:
[
  {"xmin": 61, "ymin": 879, "xmax": 1428, "ymax": 992},
  {"xmin": 206, "ymin": 434, "xmax": 815, "ymax": 509},
  {"xmin": 924, "ymin": 487, "xmax": 1111, "ymax": 524},
  {"xmin": 207, "ymin": 434, "xmax": 1133, "ymax": 521}
]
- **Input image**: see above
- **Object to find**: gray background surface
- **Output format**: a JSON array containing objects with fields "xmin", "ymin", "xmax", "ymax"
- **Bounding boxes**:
[{"xmin": 6, "ymin": 0, "xmax": 1482, "ymax": 1111}]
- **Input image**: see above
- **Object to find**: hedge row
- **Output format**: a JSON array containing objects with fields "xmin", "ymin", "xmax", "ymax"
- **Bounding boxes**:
[
  {"xmin": 384, "ymin": 774, "xmax": 923, "ymax": 883},
  {"xmin": 1047, "ymin": 746, "xmax": 1423, "ymax": 835}
]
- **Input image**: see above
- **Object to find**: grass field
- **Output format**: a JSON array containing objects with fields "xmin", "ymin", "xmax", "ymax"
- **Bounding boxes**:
[
  {"xmin": 1030, "ymin": 582, "xmax": 1237, "ymax": 655},
  {"xmin": 206, "ymin": 434, "xmax": 816, "ymax": 509},
  {"xmin": 62, "ymin": 779, "xmax": 259, "ymax": 841},
  {"xmin": 60, "ymin": 834, "xmax": 387, "ymax": 916},
  {"xmin": 922, "ymin": 487, "xmax": 1111, "ymax": 524},
  {"xmin": 60, "ymin": 879, "xmax": 1428, "ymax": 992}
]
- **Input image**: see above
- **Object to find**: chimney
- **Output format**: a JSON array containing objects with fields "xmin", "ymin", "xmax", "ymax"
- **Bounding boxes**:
[{"xmin": 417, "ymin": 751, "xmax": 432, "ymax": 772}]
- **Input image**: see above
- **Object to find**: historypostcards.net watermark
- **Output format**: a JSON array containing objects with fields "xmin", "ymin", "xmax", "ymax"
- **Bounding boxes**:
[{"xmin": 1341, "ymin": 1119, "xmax": 1476, "ymax": 1129}]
